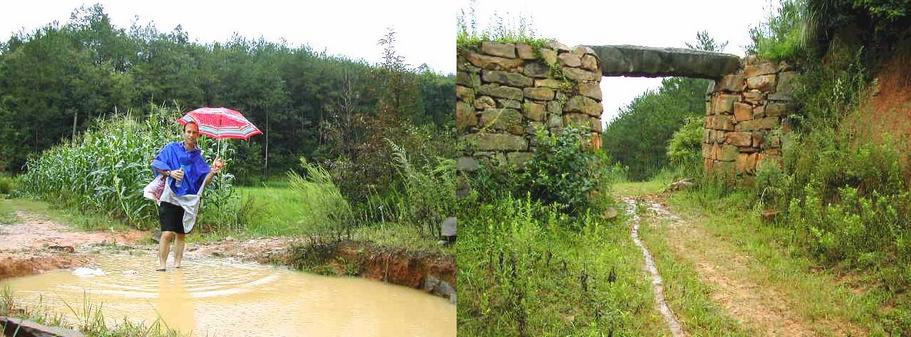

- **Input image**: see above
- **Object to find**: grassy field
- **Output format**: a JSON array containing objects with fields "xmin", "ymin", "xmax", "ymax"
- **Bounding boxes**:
[{"xmin": 457, "ymin": 197, "xmax": 667, "ymax": 336}]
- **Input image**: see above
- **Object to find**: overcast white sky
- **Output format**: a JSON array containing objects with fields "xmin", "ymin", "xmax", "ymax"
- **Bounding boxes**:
[{"xmin": 1, "ymin": 0, "xmax": 777, "ymax": 125}]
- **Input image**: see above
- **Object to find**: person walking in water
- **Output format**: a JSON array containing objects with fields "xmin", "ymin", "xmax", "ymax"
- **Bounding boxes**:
[{"xmin": 151, "ymin": 121, "xmax": 224, "ymax": 271}]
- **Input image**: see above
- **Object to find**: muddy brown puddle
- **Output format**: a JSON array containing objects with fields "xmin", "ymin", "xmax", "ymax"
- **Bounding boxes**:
[{"xmin": 0, "ymin": 253, "xmax": 455, "ymax": 337}]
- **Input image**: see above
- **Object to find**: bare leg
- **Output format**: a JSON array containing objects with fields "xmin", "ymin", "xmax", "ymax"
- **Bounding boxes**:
[
  {"xmin": 174, "ymin": 233, "xmax": 186, "ymax": 268},
  {"xmin": 158, "ymin": 231, "xmax": 175, "ymax": 270}
]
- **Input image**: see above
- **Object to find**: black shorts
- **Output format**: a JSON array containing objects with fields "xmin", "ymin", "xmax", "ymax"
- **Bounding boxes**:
[{"xmin": 159, "ymin": 201, "xmax": 188, "ymax": 234}]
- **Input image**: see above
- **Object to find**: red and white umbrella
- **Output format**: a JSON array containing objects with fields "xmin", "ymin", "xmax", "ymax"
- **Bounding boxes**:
[{"xmin": 177, "ymin": 107, "xmax": 262, "ymax": 140}]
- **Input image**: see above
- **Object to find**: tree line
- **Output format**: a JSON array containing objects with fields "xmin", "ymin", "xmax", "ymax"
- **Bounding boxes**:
[{"xmin": 0, "ymin": 4, "xmax": 455, "ymax": 181}]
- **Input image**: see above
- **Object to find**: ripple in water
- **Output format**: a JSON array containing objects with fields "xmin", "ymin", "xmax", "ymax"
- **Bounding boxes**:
[{"xmin": 1, "ymin": 253, "xmax": 455, "ymax": 337}]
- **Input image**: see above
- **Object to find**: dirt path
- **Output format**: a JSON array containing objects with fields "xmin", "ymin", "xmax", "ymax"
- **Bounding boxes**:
[
  {"xmin": 623, "ymin": 197, "xmax": 685, "ymax": 337},
  {"xmin": 638, "ymin": 194, "xmax": 865, "ymax": 337},
  {"xmin": 0, "ymin": 210, "xmax": 147, "ymax": 279}
]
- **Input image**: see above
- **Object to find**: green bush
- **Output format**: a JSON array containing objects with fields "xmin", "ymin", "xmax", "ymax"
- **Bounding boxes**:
[
  {"xmin": 388, "ymin": 140, "xmax": 464, "ymax": 237},
  {"xmin": 287, "ymin": 158, "xmax": 353, "ymax": 237},
  {"xmin": 0, "ymin": 175, "xmax": 16, "ymax": 195},
  {"xmin": 748, "ymin": 0, "xmax": 807, "ymax": 61},
  {"xmin": 666, "ymin": 116, "xmax": 705, "ymax": 178},
  {"xmin": 20, "ymin": 104, "xmax": 236, "ymax": 230}
]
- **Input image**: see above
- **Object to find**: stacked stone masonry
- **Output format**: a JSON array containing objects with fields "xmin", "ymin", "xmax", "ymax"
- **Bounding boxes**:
[
  {"xmin": 457, "ymin": 41, "xmax": 603, "ymax": 170},
  {"xmin": 703, "ymin": 56, "xmax": 795, "ymax": 177}
]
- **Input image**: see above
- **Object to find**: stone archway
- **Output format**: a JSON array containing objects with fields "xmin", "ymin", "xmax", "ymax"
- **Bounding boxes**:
[{"xmin": 456, "ymin": 40, "xmax": 795, "ymax": 177}]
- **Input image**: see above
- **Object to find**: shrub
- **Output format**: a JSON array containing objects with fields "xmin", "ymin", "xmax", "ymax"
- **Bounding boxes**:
[
  {"xmin": 388, "ymin": 140, "xmax": 462, "ymax": 237},
  {"xmin": 748, "ymin": 0, "xmax": 807, "ymax": 62},
  {"xmin": 287, "ymin": 157, "xmax": 353, "ymax": 236},
  {"xmin": 666, "ymin": 116, "xmax": 705, "ymax": 179}
]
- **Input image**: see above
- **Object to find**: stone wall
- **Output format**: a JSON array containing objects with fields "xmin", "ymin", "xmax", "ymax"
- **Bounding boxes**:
[
  {"xmin": 456, "ymin": 41, "xmax": 603, "ymax": 171},
  {"xmin": 703, "ymin": 56, "xmax": 796, "ymax": 177}
]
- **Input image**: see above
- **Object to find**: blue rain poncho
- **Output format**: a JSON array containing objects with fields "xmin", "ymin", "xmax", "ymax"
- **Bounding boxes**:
[{"xmin": 150, "ymin": 142, "xmax": 211, "ymax": 196}]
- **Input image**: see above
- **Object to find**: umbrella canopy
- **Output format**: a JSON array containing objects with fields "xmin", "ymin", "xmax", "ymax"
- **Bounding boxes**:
[{"xmin": 178, "ymin": 107, "xmax": 262, "ymax": 140}]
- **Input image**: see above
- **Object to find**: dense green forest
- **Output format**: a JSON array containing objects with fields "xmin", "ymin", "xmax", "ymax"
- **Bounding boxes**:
[
  {"xmin": 600, "ymin": 32, "xmax": 725, "ymax": 180},
  {"xmin": 0, "ymin": 4, "xmax": 455, "ymax": 182}
]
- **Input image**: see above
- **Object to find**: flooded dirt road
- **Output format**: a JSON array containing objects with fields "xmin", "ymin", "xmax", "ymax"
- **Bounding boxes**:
[{"xmin": 1, "ymin": 253, "xmax": 456, "ymax": 337}]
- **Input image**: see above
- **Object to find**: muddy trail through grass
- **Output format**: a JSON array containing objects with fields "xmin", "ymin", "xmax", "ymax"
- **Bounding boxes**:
[
  {"xmin": 618, "ymin": 188, "xmax": 868, "ymax": 336},
  {"xmin": 0, "ymin": 205, "xmax": 456, "ymax": 337}
]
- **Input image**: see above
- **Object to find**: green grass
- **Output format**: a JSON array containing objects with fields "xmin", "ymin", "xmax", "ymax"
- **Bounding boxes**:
[
  {"xmin": 1, "ymin": 287, "xmax": 187, "ymax": 337},
  {"xmin": 0, "ymin": 197, "xmax": 132, "ymax": 231},
  {"xmin": 457, "ymin": 197, "xmax": 666, "ymax": 336}
]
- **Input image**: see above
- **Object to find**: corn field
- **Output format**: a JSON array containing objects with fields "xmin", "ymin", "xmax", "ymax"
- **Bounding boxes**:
[{"xmin": 20, "ymin": 104, "xmax": 236, "ymax": 230}]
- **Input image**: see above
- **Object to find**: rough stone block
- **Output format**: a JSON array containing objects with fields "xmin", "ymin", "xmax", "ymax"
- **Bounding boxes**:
[
  {"xmin": 535, "ymin": 79, "xmax": 564, "ymax": 89},
  {"xmin": 733, "ymin": 103, "xmax": 753, "ymax": 122},
  {"xmin": 497, "ymin": 98, "xmax": 521, "ymax": 109},
  {"xmin": 540, "ymin": 48, "xmax": 557, "ymax": 65},
  {"xmin": 478, "ymin": 84, "xmax": 523, "ymax": 101},
  {"xmin": 591, "ymin": 117, "xmax": 603, "ymax": 133},
  {"xmin": 752, "ymin": 105, "xmax": 766, "ymax": 118},
  {"xmin": 456, "ymin": 102, "xmax": 477, "ymax": 130},
  {"xmin": 507, "ymin": 152, "xmax": 533, "ymax": 166},
  {"xmin": 747, "ymin": 74, "xmax": 777, "ymax": 91},
  {"xmin": 565, "ymin": 95, "xmax": 602, "ymax": 117},
  {"xmin": 523, "ymin": 61, "xmax": 551, "ymax": 78},
  {"xmin": 719, "ymin": 144, "xmax": 738, "ymax": 161},
  {"xmin": 742, "ymin": 90, "xmax": 764, "ymax": 104},
  {"xmin": 479, "ymin": 108, "xmax": 524, "ymax": 135},
  {"xmin": 743, "ymin": 62, "xmax": 777, "ymax": 78},
  {"xmin": 702, "ymin": 143, "xmax": 713, "ymax": 158},
  {"xmin": 764, "ymin": 102, "xmax": 790, "ymax": 117},
  {"xmin": 526, "ymin": 121, "xmax": 545, "ymax": 135},
  {"xmin": 465, "ymin": 52, "xmax": 523, "ymax": 70},
  {"xmin": 546, "ymin": 101, "xmax": 564, "ymax": 115},
  {"xmin": 547, "ymin": 113, "xmax": 563, "ymax": 129},
  {"xmin": 563, "ymin": 113, "xmax": 592, "ymax": 130},
  {"xmin": 718, "ymin": 74, "xmax": 744, "ymax": 92},
  {"xmin": 456, "ymin": 85, "xmax": 474, "ymax": 101},
  {"xmin": 516, "ymin": 44, "xmax": 536, "ymax": 59},
  {"xmin": 523, "ymin": 102, "xmax": 546, "ymax": 121},
  {"xmin": 769, "ymin": 71, "xmax": 797, "ymax": 100},
  {"xmin": 524, "ymin": 87, "xmax": 555, "ymax": 100},
  {"xmin": 563, "ymin": 67, "xmax": 601, "ymax": 82},
  {"xmin": 482, "ymin": 70, "xmax": 533, "ymax": 87},
  {"xmin": 737, "ymin": 116, "xmax": 779, "ymax": 131},
  {"xmin": 751, "ymin": 132, "xmax": 765, "ymax": 148},
  {"xmin": 456, "ymin": 71, "xmax": 481, "ymax": 88},
  {"xmin": 578, "ymin": 82, "xmax": 602, "ymax": 101},
  {"xmin": 474, "ymin": 96, "xmax": 496, "ymax": 110},
  {"xmin": 481, "ymin": 41, "xmax": 516, "ymax": 58},
  {"xmin": 736, "ymin": 153, "xmax": 758, "ymax": 174},
  {"xmin": 712, "ymin": 94, "xmax": 738, "ymax": 114},
  {"xmin": 457, "ymin": 157, "xmax": 479, "ymax": 171},
  {"xmin": 547, "ymin": 40, "xmax": 570, "ymax": 52},
  {"xmin": 581, "ymin": 54, "xmax": 599, "ymax": 71},
  {"xmin": 725, "ymin": 132, "xmax": 752, "ymax": 147},
  {"xmin": 558, "ymin": 52, "xmax": 582, "ymax": 67},
  {"xmin": 462, "ymin": 133, "xmax": 528, "ymax": 151},
  {"xmin": 708, "ymin": 115, "xmax": 735, "ymax": 131}
]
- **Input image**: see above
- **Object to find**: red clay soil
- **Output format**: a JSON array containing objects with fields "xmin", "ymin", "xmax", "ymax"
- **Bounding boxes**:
[
  {"xmin": 336, "ymin": 241, "xmax": 456, "ymax": 288},
  {"xmin": 0, "ymin": 251, "xmax": 88, "ymax": 280},
  {"xmin": 195, "ymin": 238, "xmax": 456, "ymax": 291},
  {"xmin": 0, "ymin": 210, "xmax": 145, "ymax": 280},
  {"xmin": 844, "ymin": 51, "xmax": 911, "ymax": 146},
  {"xmin": 0, "ymin": 211, "xmax": 145, "ymax": 251}
]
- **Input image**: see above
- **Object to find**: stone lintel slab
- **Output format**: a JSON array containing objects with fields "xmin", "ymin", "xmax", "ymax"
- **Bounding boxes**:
[{"xmin": 588, "ymin": 45, "xmax": 741, "ymax": 79}]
